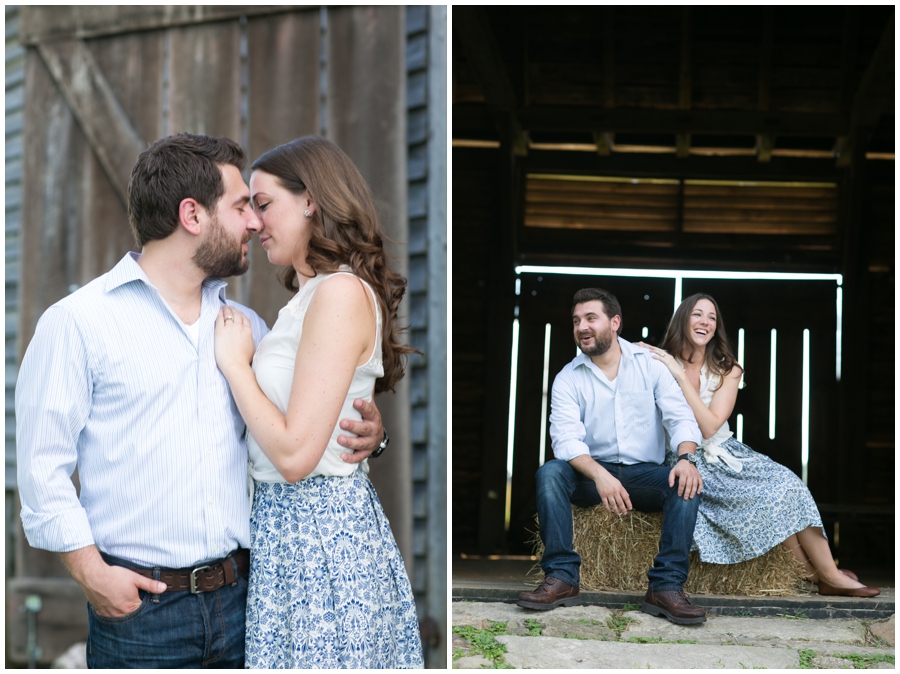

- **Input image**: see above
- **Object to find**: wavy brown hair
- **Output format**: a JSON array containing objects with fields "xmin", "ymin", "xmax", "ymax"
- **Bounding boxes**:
[
  {"xmin": 660, "ymin": 293, "xmax": 739, "ymax": 390},
  {"xmin": 251, "ymin": 137, "xmax": 415, "ymax": 393}
]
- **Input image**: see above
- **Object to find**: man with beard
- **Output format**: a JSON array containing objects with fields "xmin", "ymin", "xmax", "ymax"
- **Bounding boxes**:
[
  {"xmin": 517, "ymin": 288, "xmax": 707, "ymax": 625},
  {"xmin": 15, "ymin": 134, "xmax": 386, "ymax": 667}
]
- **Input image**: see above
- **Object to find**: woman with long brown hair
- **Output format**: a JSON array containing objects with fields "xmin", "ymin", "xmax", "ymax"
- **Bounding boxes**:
[
  {"xmin": 214, "ymin": 137, "xmax": 423, "ymax": 667},
  {"xmin": 639, "ymin": 293, "xmax": 878, "ymax": 597}
]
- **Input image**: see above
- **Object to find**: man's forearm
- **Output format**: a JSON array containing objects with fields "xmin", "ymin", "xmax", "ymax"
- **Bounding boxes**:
[
  {"xmin": 677, "ymin": 442, "xmax": 698, "ymax": 456},
  {"xmin": 59, "ymin": 545, "xmax": 105, "ymax": 587},
  {"xmin": 569, "ymin": 454, "xmax": 608, "ymax": 481}
]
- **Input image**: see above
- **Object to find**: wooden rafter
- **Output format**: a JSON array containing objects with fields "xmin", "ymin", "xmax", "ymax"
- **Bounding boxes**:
[
  {"xmin": 454, "ymin": 8, "xmax": 516, "ymax": 115},
  {"xmin": 756, "ymin": 7, "xmax": 774, "ymax": 163},
  {"xmin": 518, "ymin": 107, "xmax": 847, "ymax": 137},
  {"xmin": 603, "ymin": 7, "xmax": 615, "ymax": 108},
  {"xmin": 838, "ymin": 12, "xmax": 894, "ymax": 167},
  {"xmin": 676, "ymin": 8, "xmax": 692, "ymax": 158}
]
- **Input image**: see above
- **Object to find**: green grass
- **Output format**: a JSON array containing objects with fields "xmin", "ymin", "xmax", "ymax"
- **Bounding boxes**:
[
  {"xmin": 833, "ymin": 652, "xmax": 895, "ymax": 669},
  {"xmin": 777, "ymin": 611, "xmax": 809, "ymax": 620},
  {"xmin": 606, "ymin": 614, "xmax": 637, "ymax": 635},
  {"xmin": 627, "ymin": 636, "xmax": 699, "ymax": 644},
  {"xmin": 523, "ymin": 618, "xmax": 543, "ymax": 636},
  {"xmin": 622, "ymin": 601, "xmax": 642, "ymax": 611},
  {"xmin": 798, "ymin": 649, "xmax": 816, "ymax": 669},
  {"xmin": 452, "ymin": 621, "xmax": 513, "ymax": 668}
]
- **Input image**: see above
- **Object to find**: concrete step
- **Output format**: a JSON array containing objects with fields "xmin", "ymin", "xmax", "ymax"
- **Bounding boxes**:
[
  {"xmin": 452, "ymin": 601, "xmax": 895, "ymax": 669},
  {"xmin": 453, "ymin": 583, "xmax": 896, "ymax": 620}
]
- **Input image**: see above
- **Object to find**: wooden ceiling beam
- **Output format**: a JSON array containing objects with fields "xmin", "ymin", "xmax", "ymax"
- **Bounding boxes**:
[
  {"xmin": 837, "ymin": 12, "xmax": 894, "ymax": 167},
  {"xmin": 679, "ymin": 8, "xmax": 692, "ymax": 111},
  {"xmin": 518, "ymin": 107, "xmax": 847, "ymax": 137},
  {"xmin": 677, "ymin": 8, "xmax": 692, "ymax": 159},
  {"xmin": 516, "ymin": 236, "xmax": 843, "ymax": 273},
  {"xmin": 592, "ymin": 131, "xmax": 613, "ymax": 156},
  {"xmin": 839, "ymin": 6, "xmax": 860, "ymax": 118},
  {"xmin": 453, "ymin": 8, "xmax": 517, "ymax": 115},
  {"xmin": 603, "ymin": 7, "xmax": 616, "ymax": 108},
  {"xmin": 520, "ymin": 149, "xmax": 844, "ymax": 182},
  {"xmin": 853, "ymin": 19, "xmax": 895, "ymax": 130},
  {"xmin": 756, "ymin": 8, "xmax": 774, "ymax": 163}
]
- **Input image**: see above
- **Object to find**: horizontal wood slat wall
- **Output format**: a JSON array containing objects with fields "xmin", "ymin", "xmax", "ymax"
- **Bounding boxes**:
[
  {"xmin": 683, "ymin": 183, "xmax": 837, "ymax": 234},
  {"xmin": 525, "ymin": 176, "xmax": 680, "ymax": 231},
  {"xmin": 524, "ymin": 174, "xmax": 838, "ymax": 236}
]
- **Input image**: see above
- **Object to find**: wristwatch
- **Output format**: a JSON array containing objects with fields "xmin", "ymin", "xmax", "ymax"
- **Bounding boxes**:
[
  {"xmin": 677, "ymin": 453, "xmax": 698, "ymax": 465},
  {"xmin": 371, "ymin": 428, "xmax": 389, "ymax": 458}
]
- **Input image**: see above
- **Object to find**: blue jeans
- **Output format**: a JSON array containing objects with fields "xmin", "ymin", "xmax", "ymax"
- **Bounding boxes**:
[
  {"xmin": 86, "ymin": 553, "xmax": 248, "ymax": 669},
  {"xmin": 535, "ymin": 458, "xmax": 699, "ymax": 590}
]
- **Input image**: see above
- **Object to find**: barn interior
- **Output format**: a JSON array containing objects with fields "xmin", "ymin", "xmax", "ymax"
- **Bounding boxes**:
[{"xmin": 452, "ymin": 6, "xmax": 894, "ymax": 589}]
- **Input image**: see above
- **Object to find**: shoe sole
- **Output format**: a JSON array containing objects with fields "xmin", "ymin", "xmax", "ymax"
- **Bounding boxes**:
[
  {"xmin": 641, "ymin": 601, "xmax": 706, "ymax": 625},
  {"xmin": 516, "ymin": 595, "xmax": 583, "ymax": 611}
]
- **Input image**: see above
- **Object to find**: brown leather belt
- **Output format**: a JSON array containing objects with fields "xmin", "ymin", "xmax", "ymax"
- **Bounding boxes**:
[{"xmin": 133, "ymin": 549, "xmax": 250, "ymax": 594}]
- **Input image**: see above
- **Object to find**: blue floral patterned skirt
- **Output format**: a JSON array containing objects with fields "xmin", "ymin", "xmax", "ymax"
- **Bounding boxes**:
[
  {"xmin": 678, "ymin": 437, "xmax": 825, "ymax": 564},
  {"xmin": 245, "ymin": 472, "xmax": 423, "ymax": 669}
]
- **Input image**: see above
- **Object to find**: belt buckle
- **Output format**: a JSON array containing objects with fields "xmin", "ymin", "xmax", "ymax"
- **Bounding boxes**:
[{"xmin": 189, "ymin": 565, "xmax": 211, "ymax": 594}]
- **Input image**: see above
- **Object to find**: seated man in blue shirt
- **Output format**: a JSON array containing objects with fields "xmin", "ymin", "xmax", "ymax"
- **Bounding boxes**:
[{"xmin": 518, "ymin": 288, "xmax": 706, "ymax": 625}]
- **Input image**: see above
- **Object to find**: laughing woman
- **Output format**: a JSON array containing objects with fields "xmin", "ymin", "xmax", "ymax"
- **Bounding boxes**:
[
  {"xmin": 214, "ymin": 137, "xmax": 424, "ymax": 667},
  {"xmin": 638, "ymin": 293, "xmax": 879, "ymax": 598}
]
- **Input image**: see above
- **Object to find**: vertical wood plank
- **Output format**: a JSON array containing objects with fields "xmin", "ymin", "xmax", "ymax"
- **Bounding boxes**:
[
  {"xmin": 325, "ymin": 6, "xmax": 413, "ymax": 566},
  {"xmin": 19, "ymin": 49, "xmax": 87, "ymax": 584},
  {"xmin": 450, "ymin": 149, "xmax": 500, "ymax": 553},
  {"xmin": 19, "ymin": 31, "xmax": 169, "ymax": 596},
  {"xmin": 20, "ymin": 51, "xmax": 82, "ymax": 362},
  {"xmin": 508, "ymin": 319, "xmax": 546, "ymax": 553},
  {"xmin": 245, "ymin": 10, "xmax": 321, "ymax": 328},
  {"xmin": 82, "ymin": 32, "xmax": 166, "ymax": 278},
  {"xmin": 168, "ymin": 20, "xmax": 246, "ymax": 301},
  {"xmin": 168, "ymin": 21, "xmax": 242, "ymax": 138}
]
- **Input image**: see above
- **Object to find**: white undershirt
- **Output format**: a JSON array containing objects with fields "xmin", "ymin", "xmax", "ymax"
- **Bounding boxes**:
[{"xmin": 182, "ymin": 319, "xmax": 200, "ymax": 348}]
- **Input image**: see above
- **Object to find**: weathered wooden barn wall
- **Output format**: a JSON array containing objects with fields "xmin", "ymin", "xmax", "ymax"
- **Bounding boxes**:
[
  {"xmin": 5, "ymin": 5, "xmax": 26, "ymax": 583},
  {"xmin": 7, "ymin": 5, "xmax": 447, "ymax": 667},
  {"xmin": 452, "ymin": 6, "xmax": 894, "ymax": 577},
  {"xmin": 406, "ymin": 6, "xmax": 448, "ymax": 659}
]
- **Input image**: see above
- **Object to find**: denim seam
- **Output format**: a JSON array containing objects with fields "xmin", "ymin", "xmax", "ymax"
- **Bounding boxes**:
[
  {"xmin": 546, "ymin": 572, "xmax": 578, "ymax": 587},
  {"xmin": 203, "ymin": 590, "xmax": 227, "ymax": 666}
]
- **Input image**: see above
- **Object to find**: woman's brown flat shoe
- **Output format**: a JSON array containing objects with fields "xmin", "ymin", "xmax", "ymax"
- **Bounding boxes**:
[{"xmin": 818, "ymin": 579, "xmax": 880, "ymax": 597}]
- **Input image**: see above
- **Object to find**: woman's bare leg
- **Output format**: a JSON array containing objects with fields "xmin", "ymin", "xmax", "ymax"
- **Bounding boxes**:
[
  {"xmin": 781, "ymin": 533, "xmax": 815, "ymax": 579},
  {"xmin": 795, "ymin": 526, "xmax": 864, "ymax": 589}
]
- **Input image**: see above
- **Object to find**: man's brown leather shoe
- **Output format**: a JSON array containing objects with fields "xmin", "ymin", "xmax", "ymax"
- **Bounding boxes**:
[
  {"xmin": 517, "ymin": 576, "xmax": 582, "ymax": 611},
  {"xmin": 641, "ymin": 589, "xmax": 706, "ymax": 625}
]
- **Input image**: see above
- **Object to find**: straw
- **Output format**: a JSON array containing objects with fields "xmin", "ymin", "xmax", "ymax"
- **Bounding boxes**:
[{"xmin": 529, "ymin": 507, "xmax": 808, "ymax": 596}]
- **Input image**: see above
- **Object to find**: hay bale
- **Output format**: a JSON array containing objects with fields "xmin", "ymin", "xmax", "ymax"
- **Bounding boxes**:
[{"xmin": 530, "ymin": 506, "xmax": 809, "ymax": 596}]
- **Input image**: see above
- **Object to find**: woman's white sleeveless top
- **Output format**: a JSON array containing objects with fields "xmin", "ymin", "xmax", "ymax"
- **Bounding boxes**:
[
  {"xmin": 696, "ymin": 363, "xmax": 734, "ymax": 448},
  {"xmin": 684, "ymin": 361, "xmax": 743, "ymax": 471},
  {"xmin": 247, "ymin": 268, "xmax": 383, "ymax": 483}
]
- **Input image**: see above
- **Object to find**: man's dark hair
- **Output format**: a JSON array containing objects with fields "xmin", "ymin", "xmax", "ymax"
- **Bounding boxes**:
[
  {"xmin": 127, "ymin": 133, "xmax": 246, "ymax": 246},
  {"xmin": 572, "ymin": 288, "xmax": 623, "ymax": 335}
]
